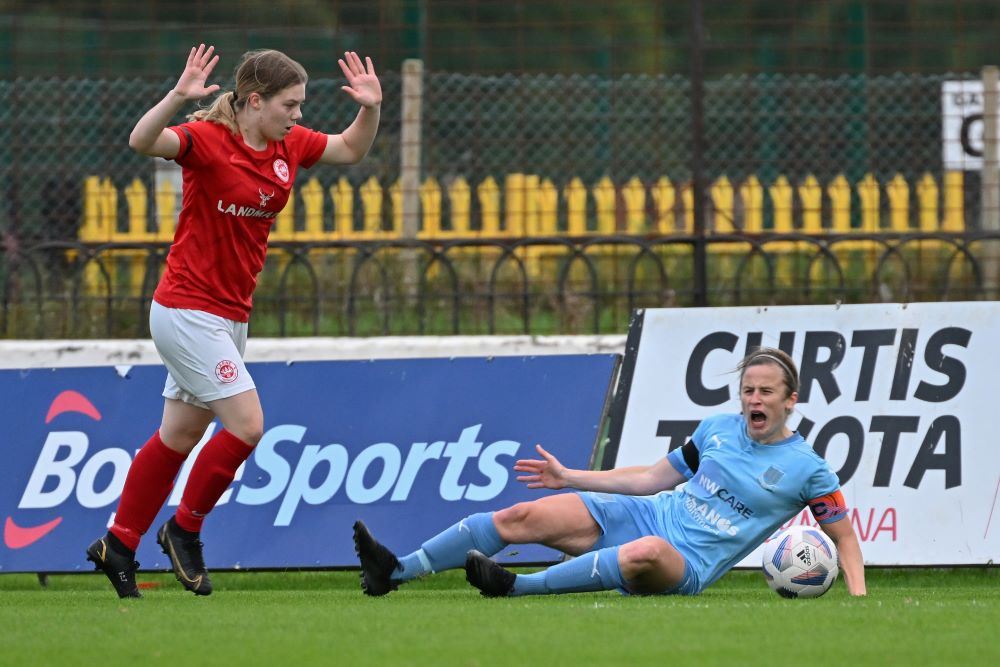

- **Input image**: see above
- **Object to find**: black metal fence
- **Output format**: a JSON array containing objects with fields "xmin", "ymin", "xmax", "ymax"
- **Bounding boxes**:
[{"xmin": 1, "ymin": 232, "xmax": 990, "ymax": 339}]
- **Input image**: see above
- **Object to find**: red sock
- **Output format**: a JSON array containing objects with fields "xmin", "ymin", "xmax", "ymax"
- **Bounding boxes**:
[
  {"xmin": 175, "ymin": 429, "xmax": 254, "ymax": 533},
  {"xmin": 110, "ymin": 431, "xmax": 188, "ymax": 551}
]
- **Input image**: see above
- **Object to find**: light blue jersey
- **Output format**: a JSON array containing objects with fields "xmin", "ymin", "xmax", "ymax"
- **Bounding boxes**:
[
  {"xmin": 665, "ymin": 413, "xmax": 843, "ymax": 591},
  {"xmin": 581, "ymin": 413, "xmax": 845, "ymax": 594}
]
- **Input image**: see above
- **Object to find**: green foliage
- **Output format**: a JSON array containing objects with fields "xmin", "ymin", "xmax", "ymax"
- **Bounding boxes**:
[{"xmin": 3, "ymin": 1, "xmax": 999, "ymax": 77}]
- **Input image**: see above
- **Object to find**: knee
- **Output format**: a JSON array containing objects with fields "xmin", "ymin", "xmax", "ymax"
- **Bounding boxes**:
[
  {"xmin": 492, "ymin": 502, "xmax": 533, "ymax": 539},
  {"xmin": 159, "ymin": 424, "xmax": 208, "ymax": 454},
  {"xmin": 224, "ymin": 412, "xmax": 264, "ymax": 446},
  {"xmin": 229, "ymin": 422, "xmax": 264, "ymax": 447},
  {"xmin": 618, "ymin": 536, "xmax": 673, "ymax": 573}
]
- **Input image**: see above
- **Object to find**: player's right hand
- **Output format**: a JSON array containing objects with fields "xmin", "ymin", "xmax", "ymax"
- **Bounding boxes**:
[{"xmin": 173, "ymin": 44, "xmax": 221, "ymax": 101}]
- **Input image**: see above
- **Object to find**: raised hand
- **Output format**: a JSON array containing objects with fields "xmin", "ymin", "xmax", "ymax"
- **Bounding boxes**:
[
  {"xmin": 338, "ymin": 52, "xmax": 382, "ymax": 108},
  {"xmin": 514, "ymin": 444, "xmax": 569, "ymax": 490},
  {"xmin": 173, "ymin": 44, "xmax": 221, "ymax": 101}
]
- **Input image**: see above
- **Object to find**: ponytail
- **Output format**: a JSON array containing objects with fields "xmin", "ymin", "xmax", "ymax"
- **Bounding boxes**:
[{"xmin": 188, "ymin": 91, "xmax": 240, "ymax": 134}]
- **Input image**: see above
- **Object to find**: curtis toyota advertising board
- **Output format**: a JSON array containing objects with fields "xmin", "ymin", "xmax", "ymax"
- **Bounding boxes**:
[{"xmin": 608, "ymin": 303, "xmax": 998, "ymax": 566}]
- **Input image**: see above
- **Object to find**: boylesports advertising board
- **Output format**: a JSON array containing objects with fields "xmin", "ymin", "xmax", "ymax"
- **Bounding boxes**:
[
  {"xmin": 607, "ymin": 303, "xmax": 999, "ymax": 566},
  {"xmin": 1, "ymin": 355, "xmax": 617, "ymax": 572}
]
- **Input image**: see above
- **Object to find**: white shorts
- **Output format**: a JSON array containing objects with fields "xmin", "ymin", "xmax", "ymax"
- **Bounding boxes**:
[{"xmin": 149, "ymin": 301, "xmax": 256, "ymax": 409}]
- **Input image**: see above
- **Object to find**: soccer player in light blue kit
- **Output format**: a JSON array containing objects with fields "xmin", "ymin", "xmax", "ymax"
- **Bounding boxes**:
[{"xmin": 354, "ymin": 347, "xmax": 867, "ymax": 597}]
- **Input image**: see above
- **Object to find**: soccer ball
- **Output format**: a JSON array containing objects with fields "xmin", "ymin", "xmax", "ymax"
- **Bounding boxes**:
[{"xmin": 761, "ymin": 525, "xmax": 839, "ymax": 598}]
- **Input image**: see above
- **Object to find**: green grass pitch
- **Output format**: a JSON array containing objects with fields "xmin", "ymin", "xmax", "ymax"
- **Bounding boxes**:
[{"xmin": 0, "ymin": 567, "xmax": 997, "ymax": 666}]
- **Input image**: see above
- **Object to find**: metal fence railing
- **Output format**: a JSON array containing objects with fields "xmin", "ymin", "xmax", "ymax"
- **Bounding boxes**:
[{"xmin": 1, "ymin": 233, "xmax": 989, "ymax": 339}]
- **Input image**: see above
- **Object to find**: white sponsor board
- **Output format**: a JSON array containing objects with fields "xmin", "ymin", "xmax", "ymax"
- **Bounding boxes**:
[
  {"xmin": 942, "ymin": 80, "xmax": 1000, "ymax": 171},
  {"xmin": 614, "ymin": 303, "xmax": 999, "ymax": 566}
]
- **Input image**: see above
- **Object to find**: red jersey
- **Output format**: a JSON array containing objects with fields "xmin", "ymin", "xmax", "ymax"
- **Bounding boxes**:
[{"xmin": 153, "ymin": 120, "xmax": 327, "ymax": 322}]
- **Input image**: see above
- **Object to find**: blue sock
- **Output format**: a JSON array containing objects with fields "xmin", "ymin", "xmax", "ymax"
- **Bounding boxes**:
[
  {"xmin": 512, "ymin": 546, "xmax": 625, "ymax": 596},
  {"xmin": 395, "ymin": 512, "xmax": 507, "ymax": 581}
]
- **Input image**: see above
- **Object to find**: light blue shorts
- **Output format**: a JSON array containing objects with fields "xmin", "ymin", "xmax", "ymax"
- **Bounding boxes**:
[{"xmin": 579, "ymin": 491, "xmax": 701, "ymax": 595}]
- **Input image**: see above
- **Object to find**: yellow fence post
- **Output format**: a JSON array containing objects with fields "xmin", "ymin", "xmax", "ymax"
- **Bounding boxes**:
[
  {"xmin": 273, "ymin": 188, "xmax": 295, "ymax": 239},
  {"xmin": 121, "ymin": 178, "xmax": 149, "ymax": 292},
  {"xmin": 505, "ymin": 173, "xmax": 526, "ymax": 237},
  {"xmin": 331, "ymin": 177, "xmax": 355, "ymax": 240},
  {"xmin": 886, "ymin": 174, "xmax": 910, "ymax": 233},
  {"xmin": 538, "ymin": 178, "xmax": 559, "ymax": 236},
  {"xmin": 621, "ymin": 177, "xmax": 646, "ymax": 234},
  {"xmin": 857, "ymin": 173, "xmax": 881, "ymax": 234},
  {"xmin": 478, "ymin": 176, "xmax": 500, "ymax": 236},
  {"xmin": 80, "ymin": 176, "xmax": 104, "ymax": 242},
  {"xmin": 299, "ymin": 177, "xmax": 324, "ymax": 241},
  {"xmin": 564, "ymin": 177, "xmax": 587, "ymax": 236},
  {"xmin": 124, "ymin": 178, "xmax": 148, "ymax": 240},
  {"xmin": 767, "ymin": 175, "xmax": 795, "ymax": 261},
  {"xmin": 520, "ymin": 174, "xmax": 536, "ymax": 235},
  {"xmin": 420, "ymin": 177, "xmax": 441, "ymax": 239},
  {"xmin": 448, "ymin": 177, "xmax": 471, "ymax": 236},
  {"xmin": 100, "ymin": 177, "xmax": 117, "ymax": 239},
  {"xmin": 593, "ymin": 176, "xmax": 616, "ymax": 235},
  {"xmin": 827, "ymin": 174, "xmax": 852, "ymax": 234},
  {"xmin": 740, "ymin": 175, "xmax": 764, "ymax": 235},
  {"xmin": 942, "ymin": 171, "xmax": 965, "ymax": 232},
  {"xmin": 390, "ymin": 179, "xmax": 403, "ymax": 238},
  {"xmin": 358, "ymin": 176, "xmax": 382, "ymax": 240},
  {"xmin": 651, "ymin": 177, "xmax": 676, "ymax": 234},
  {"xmin": 916, "ymin": 173, "xmax": 939, "ymax": 232},
  {"xmin": 799, "ymin": 175, "xmax": 822, "ymax": 235},
  {"xmin": 679, "ymin": 184, "xmax": 694, "ymax": 234},
  {"xmin": 711, "ymin": 176, "xmax": 734, "ymax": 234},
  {"xmin": 155, "ymin": 180, "xmax": 176, "ymax": 241},
  {"xmin": 769, "ymin": 175, "xmax": 793, "ymax": 235}
]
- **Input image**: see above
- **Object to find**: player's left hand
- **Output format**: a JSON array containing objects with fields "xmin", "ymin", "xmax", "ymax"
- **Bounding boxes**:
[
  {"xmin": 514, "ymin": 444, "xmax": 569, "ymax": 490},
  {"xmin": 338, "ymin": 52, "xmax": 382, "ymax": 108}
]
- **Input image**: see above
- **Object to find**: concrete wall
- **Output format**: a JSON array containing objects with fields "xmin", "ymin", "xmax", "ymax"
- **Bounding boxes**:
[{"xmin": 0, "ymin": 335, "xmax": 627, "ymax": 369}]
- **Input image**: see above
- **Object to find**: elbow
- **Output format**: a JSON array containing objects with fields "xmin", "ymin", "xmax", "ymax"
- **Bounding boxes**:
[
  {"xmin": 342, "ymin": 135, "xmax": 375, "ymax": 164},
  {"xmin": 343, "ymin": 145, "xmax": 371, "ymax": 165},
  {"xmin": 128, "ymin": 130, "xmax": 156, "ymax": 156},
  {"xmin": 128, "ymin": 132, "xmax": 147, "ymax": 155}
]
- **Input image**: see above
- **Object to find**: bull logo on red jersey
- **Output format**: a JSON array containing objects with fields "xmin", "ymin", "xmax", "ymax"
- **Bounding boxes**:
[
  {"xmin": 258, "ymin": 188, "xmax": 275, "ymax": 208},
  {"xmin": 273, "ymin": 159, "xmax": 289, "ymax": 183},
  {"xmin": 215, "ymin": 360, "xmax": 239, "ymax": 384}
]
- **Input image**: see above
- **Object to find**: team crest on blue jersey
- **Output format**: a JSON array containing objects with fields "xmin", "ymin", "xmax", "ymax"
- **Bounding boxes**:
[{"xmin": 758, "ymin": 465, "xmax": 785, "ymax": 490}]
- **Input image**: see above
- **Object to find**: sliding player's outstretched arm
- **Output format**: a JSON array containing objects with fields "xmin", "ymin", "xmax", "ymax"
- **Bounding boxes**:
[{"xmin": 514, "ymin": 444, "xmax": 685, "ymax": 495}]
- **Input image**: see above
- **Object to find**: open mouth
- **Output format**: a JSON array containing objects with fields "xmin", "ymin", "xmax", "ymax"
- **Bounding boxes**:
[{"xmin": 749, "ymin": 410, "xmax": 767, "ymax": 428}]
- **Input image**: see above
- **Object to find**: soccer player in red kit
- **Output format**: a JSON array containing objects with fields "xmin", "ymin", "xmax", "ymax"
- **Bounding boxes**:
[{"xmin": 85, "ymin": 44, "xmax": 381, "ymax": 597}]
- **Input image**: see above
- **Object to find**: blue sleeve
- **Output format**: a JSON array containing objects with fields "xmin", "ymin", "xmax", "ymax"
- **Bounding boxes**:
[
  {"xmin": 666, "ymin": 415, "xmax": 714, "ymax": 479},
  {"xmin": 802, "ymin": 457, "xmax": 841, "ymax": 502}
]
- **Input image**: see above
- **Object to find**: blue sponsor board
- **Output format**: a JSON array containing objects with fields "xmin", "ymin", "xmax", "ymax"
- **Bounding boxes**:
[{"xmin": 0, "ymin": 355, "xmax": 617, "ymax": 572}]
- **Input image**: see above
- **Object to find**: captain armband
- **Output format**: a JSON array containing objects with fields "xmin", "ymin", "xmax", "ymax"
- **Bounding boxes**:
[
  {"xmin": 680, "ymin": 441, "xmax": 700, "ymax": 474},
  {"xmin": 807, "ymin": 489, "xmax": 848, "ymax": 524}
]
